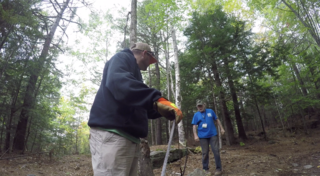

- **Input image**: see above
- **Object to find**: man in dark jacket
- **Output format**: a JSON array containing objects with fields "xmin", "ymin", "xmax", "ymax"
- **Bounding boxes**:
[{"xmin": 88, "ymin": 42, "xmax": 183, "ymax": 176}]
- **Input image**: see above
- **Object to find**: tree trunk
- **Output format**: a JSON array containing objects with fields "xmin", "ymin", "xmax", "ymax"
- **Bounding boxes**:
[
  {"xmin": 308, "ymin": 63, "xmax": 320, "ymax": 99},
  {"xmin": 302, "ymin": 53, "xmax": 320, "ymax": 99},
  {"xmin": 291, "ymin": 63, "xmax": 314, "ymax": 114},
  {"xmin": 58, "ymin": 136, "xmax": 62, "ymax": 155},
  {"xmin": 148, "ymin": 67, "xmax": 155, "ymax": 145},
  {"xmin": 273, "ymin": 94, "xmax": 285, "ymax": 131},
  {"xmin": 5, "ymin": 52, "xmax": 32, "ymax": 151},
  {"xmin": 249, "ymin": 76, "xmax": 267, "ymax": 140},
  {"xmin": 299, "ymin": 109, "xmax": 309, "ymax": 134},
  {"xmin": 292, "ymin": 63, "xmax": 308, "ymax": 96},
  {"xmin": 151, "ymin": 120, "xmax": 155, "ymax": 145},
  {"xmin": 129, "ymin": 0, "xmax": 137, "ymax": 48},
  {"xmin": 212, "ymin": 91, "xmax": 222, "ymax": 149},
  {"xmin": 154, "ymin": 52, "xmax": 162, "ymax": 144},
  {"xmin": 170, "ymin": 71, "xmax": 176, "ymax": 100},
  {"xmin": 0, "ymin": 116, "xmax": 4, "ymax": 152},
  {"xmin": 165, "ymin": 45, "xmax": 171, "ymax": 102},
  {"xmin": 24, "ymin": 66, "xmax": 46, "ymax": 151},
  {"xmin": 261, "ymin": 105, "xmax": 268, "ymax": 128},
  {"xmin": 164, "ymin": 37, "xmax": 172, "ymax": 141},
  {"xmin": 156, "ymin": 117, "xmax": 162, "ymax": 145},
  {"xmin": 131, "ymin": 1, "xmax": 155, "ymax": 174},
  {"xmin": 0, "ymin": 98, "xmax": 7, "ymax": 152},
  {"xmin": 289, "ymin": 67, "xmax": 310, "ymax": 133},
  {"xmin": 138, "ymin": 139, "xmax": 155, "ymax": 176},
  {"xmin": 12, "ymin": 0, "xmax": 70, "ymax": 152},
  {"xmin": 37, "ymin": 132, "xmax": 42, "ymax": 151},
  {"xmin": 211, "ymin": 62, "xmax": 235, "ymax": 145},
  {"xmin": 239, "ymin": 98, "xmax": 249, "ymax": 131},
  {"xmin": 4, "ymin": 44, "xmax": 33, "ymax": 152},
  {"xmin": 24, "ymin": 115, "xmax": 33, "ymax": 151},
  {"xmin": 223, "ymin": 58, "xmax": 247, "ymax": 140},
  {"xmin": 171, "ymin": 28, "xmax": 186, "ymax": 146},
  {"xmin": 31, "ymin": 130, "xmax": 38, "ymax": 152},
  {"xmin": 165, "ymin": 119, "xmax": 169, "ymax": 142}
]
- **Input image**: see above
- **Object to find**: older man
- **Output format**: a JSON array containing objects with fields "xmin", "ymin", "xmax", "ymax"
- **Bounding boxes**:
[
  {"xmin": 88, "ymin": 42, "xmax": 183, "ymax": 176},
  {"xmin": 192, "ymin": 100, "xmax": 225, "ymax": 175}
]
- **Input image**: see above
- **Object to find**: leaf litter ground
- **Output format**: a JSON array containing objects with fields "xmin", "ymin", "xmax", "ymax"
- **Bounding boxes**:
[{"xmin": 0, "ymin": 128, "xmax": 319, "ymax": 176}]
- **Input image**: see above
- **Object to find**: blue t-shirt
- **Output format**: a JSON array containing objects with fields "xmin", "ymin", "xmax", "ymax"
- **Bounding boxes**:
[{"xmin": 191, "ymin": 109, "xmax": 218, "ymax": 138}]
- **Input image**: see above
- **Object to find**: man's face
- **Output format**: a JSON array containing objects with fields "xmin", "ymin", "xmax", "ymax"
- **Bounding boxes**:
[
  {"xmin": 197, "ymin": 104, "xmax": 205, "ymax": 112},
  {"xmin": 138, "ymin": 51, "xmax": 151, "ymax": 71}
]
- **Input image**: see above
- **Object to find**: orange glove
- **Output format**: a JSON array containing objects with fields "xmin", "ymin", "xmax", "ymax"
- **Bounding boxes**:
[{"xmin": 154, "ymin": 97, "xmax": 183, "ymax": 124}]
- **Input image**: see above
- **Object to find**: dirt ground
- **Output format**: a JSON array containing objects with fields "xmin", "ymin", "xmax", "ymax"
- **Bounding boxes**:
[{"xmin": 0, "ymin": 128, "xmax": 320, "ymax": 176}]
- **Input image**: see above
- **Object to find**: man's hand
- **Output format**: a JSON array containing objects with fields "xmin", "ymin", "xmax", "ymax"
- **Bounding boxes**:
[
  {"xmin": 154, "ymin": 97, "xmax": 183, "ymax": 124},
  {"xmin": 194, "ymin": 136, "xmax": 199, "ymax": 142},
  {"xmin": 220, "ymin": 128, "xmax": 225, "ymax": 135},
  {"xmin": 216, "ymin": 119, "xmax": 225, "ymax": 135}
]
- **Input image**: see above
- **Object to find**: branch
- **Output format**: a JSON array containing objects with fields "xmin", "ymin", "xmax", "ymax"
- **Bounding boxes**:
[
  {"xmin": 61, "ymin": 17, "xmax": 82, "ymax": 29},
  {"xmin": 275, "ymin": 7, "xmax": 292, "ymax": 12},
  {"xmin": 157, "ymin": 59, "xmax": 166, "ymax": 70},
  {"xmin": 52, "ymin": 43, "xmax": 65, "ymax": 53},
  {"xmin": 53, "ymin": 0, "xmax": 62, "ymax": 10},
  {"xmin": 49, "ymin": 0, "xmax": 60, "ymax": 15},
  {"xmin": 281, "ymin": 0, "xmax": 320, "ymax": 46},
  {"xmin": 300, "ymin": 0, "xmax": 319, "ymax": 39},
  {"xmin": 67, "ymin": 6, "xmax": 81, "ymax": 20},
  {"xmin": 123, "ymin": 11, "xmax": 131, "ymax": 48}
]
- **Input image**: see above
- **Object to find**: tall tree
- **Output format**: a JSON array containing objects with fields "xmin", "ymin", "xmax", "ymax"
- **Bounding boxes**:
[
  {"xmin": 130, "ymin": 1, "xmax": 155, "ymax": 175},
  {"xmin": 171, "ymin": 28, "xmax": 186, "ymax": 146},
  {"xmin": 12, "ymin": 0, "xmax": 71, "ymax": 152},
  {"xmin": 142, "ymin": 0, "xmax": 188, "ymax": 145},
  {"xmin": 184, "ymin": 8, "xmax": 237, "ymax": 145},
  {"xmin": 130, "ymin": 0, "xmax": 137, "ymax": 48}
]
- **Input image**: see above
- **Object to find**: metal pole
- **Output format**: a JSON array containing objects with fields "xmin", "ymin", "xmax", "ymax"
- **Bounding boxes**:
[{"xmin": 161, "ymin": 120, "xmax": 176, "ymax": 176}]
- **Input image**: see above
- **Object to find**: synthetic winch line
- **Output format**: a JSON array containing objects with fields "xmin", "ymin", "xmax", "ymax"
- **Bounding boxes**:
[{"xmin": 161, "ymin": 120, "xmax": 176, "ymax": 176}]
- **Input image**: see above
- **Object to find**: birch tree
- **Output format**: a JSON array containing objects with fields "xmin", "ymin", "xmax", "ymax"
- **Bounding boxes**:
[
  {"xmin": 171, "ymin": 28, "xmax": 186, "ymax": 145},
  {"xmin": 144, "ymin": 0, "xmax": 188, "ymax": 146}
]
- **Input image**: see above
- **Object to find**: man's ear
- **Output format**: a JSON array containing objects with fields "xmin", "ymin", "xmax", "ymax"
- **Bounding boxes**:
[{"xmin": 143, "ymin": 50, "xmax": 148, "ymax": 56}]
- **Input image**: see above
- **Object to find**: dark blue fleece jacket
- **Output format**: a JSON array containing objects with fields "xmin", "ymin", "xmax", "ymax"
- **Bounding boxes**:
[{"xmin": 88, "ymin": 49, "xmax": 162, "ymax": 138}]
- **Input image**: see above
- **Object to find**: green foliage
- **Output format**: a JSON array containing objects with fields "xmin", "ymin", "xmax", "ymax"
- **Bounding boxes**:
[
  {"xmin": 0, "ymin": 0, "xmax": 93, "ymax": 154},
  {"xmin": 1, "ymin": 0, "xmax": 319, "ymax": 156},
  {"xmin": 194, "ymin": 146, "xmax": 202, "ymax": 153},
  {"xmin": 143, "ymin": 0, "xmax": 187, "ymax": 32},
  {"xmin": 240, "ymin": 142, "xmax": 245, "ymax": 146}
]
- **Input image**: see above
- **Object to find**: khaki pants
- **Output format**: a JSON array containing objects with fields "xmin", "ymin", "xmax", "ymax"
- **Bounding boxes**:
[{"xmin": 89, "ymin": 128, "xmax": 140, "ymax": 176}]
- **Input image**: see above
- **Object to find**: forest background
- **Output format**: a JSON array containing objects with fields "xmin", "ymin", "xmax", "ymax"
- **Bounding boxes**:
[{"xmin": 0, "ymin": 0, "xmax": 319, "ymax": 161}]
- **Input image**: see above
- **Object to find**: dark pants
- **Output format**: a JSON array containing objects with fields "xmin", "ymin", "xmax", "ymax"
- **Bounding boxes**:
[{"xmin": 199, "ymin": 135, "xmax": 222, "ymax": 171}]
